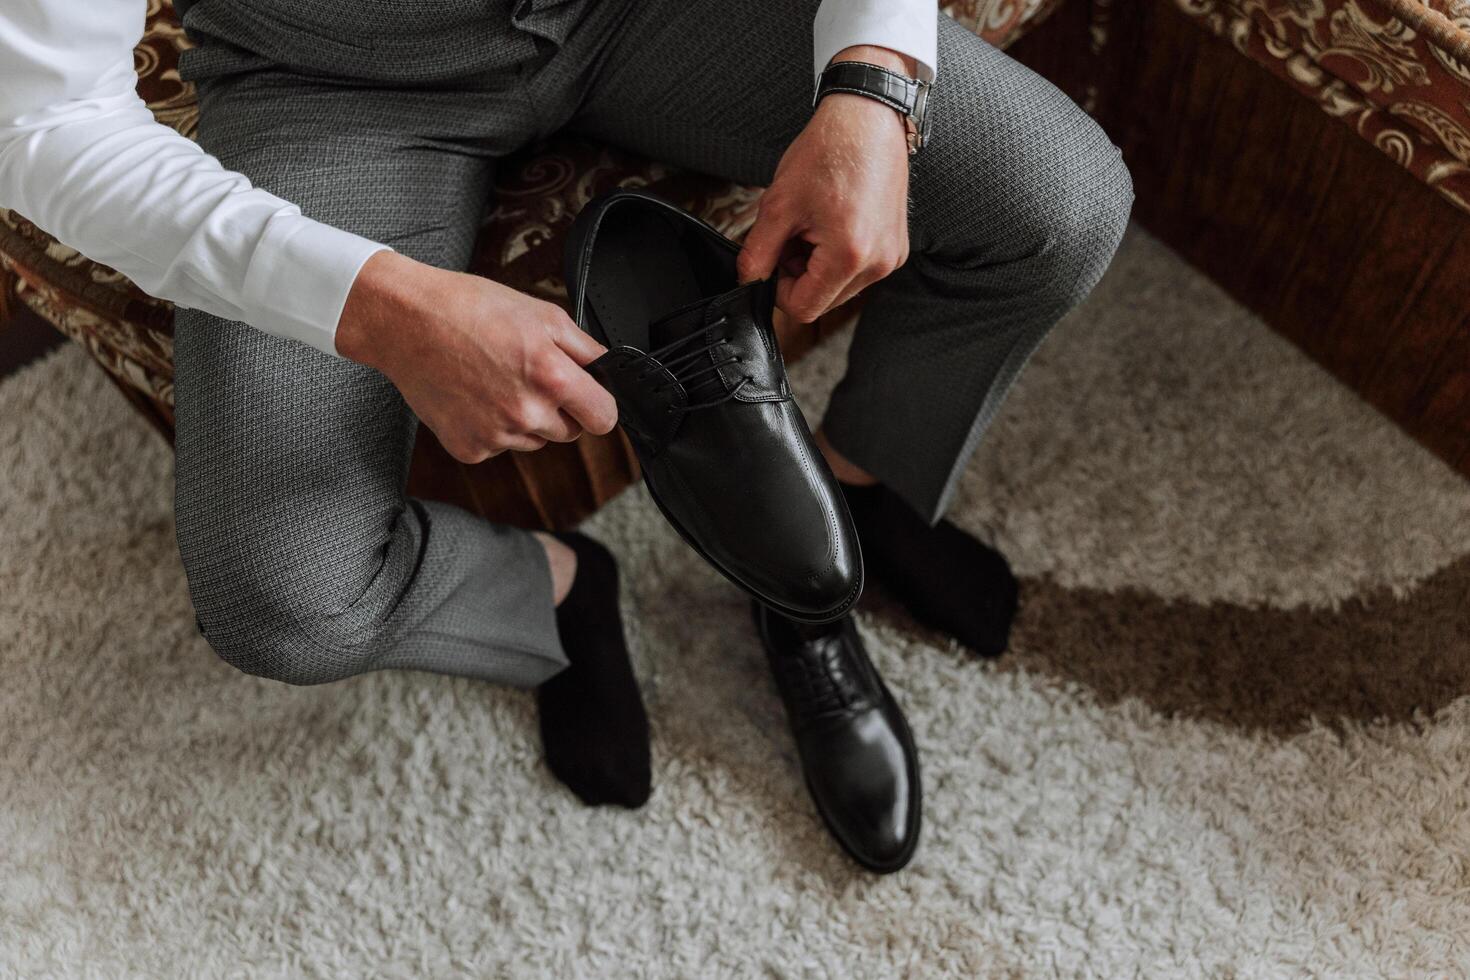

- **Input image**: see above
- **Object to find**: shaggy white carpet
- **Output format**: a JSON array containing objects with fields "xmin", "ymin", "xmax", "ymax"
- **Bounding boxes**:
[{"xmin": 4, "ymin": 229, "xmax": 1470, "ymax": 977}]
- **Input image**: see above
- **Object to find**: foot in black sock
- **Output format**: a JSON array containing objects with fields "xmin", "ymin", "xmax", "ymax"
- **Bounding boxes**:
[
  {"xmin": 841, "ymin": 482, "xmax": 1019, "ymax": 657},
  {"xmin": 537, "ymin": 532, "xmax": 651, "ymax": 808}
]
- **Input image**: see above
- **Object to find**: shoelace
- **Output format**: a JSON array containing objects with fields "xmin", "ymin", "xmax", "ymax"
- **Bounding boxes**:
[
  {"xmin": 637, "ymin": 314, "xmax": 755, "ymax": 413},
  {"xmin": 781, "ymin": 634, "xmax": 861, "ymax": 717}
]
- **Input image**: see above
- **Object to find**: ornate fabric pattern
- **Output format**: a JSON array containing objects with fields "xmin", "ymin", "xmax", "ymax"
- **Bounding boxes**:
[
  {"xmin": 1169, "ymin": 0, "xmax": 1470, "ymax": 210},
  {"xmin": 945, "ymin": 0, "xmax": 1073, "ymax": 47},
  {"xmin": 0, "ymin": 0, "xmax": 1058, "ymax": 434}
]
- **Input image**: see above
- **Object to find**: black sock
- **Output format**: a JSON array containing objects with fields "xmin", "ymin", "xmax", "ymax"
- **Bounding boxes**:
[
  {"xmin": 536, "ymin": 532, "xmax": 651, "ymax": 808},
  {"xmin": 842, "ymin": 482, "xmax": 1019, "ymax": 657}
]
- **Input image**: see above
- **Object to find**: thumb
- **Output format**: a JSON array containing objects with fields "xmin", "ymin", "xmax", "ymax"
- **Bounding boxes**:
[{"xmin": 737, "ymin": 202, "xmax": 796, "ymax": 284}]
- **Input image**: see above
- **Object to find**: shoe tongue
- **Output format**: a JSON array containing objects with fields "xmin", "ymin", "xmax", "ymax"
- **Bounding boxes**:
[{"xmin": 648, "ymin": 295, "xmax": 712, "ymax": 350}]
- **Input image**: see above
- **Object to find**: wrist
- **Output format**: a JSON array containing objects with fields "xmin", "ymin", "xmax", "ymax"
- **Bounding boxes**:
[
  {"xmin": 335, "ymin": 249, "xmax": 428, "ymax": 368},
  {"xmin": 816, "ymin": 50, "xmax": 928, "ymax": 156},
  {"xmin": 830, "ymin": 44, "xmax": 918, "ymax": 79},
  {"xmin": 813, "ymin": 89, "xmax": 909, "ymax": 146}
]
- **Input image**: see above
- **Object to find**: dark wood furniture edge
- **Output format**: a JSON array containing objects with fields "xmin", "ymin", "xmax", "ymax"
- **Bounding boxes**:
[{"xmin": 1011, "ymin": 0, "xmax": 1470, "ymax": 479}]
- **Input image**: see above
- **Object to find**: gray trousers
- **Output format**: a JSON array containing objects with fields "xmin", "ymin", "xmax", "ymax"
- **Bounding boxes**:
[{"xmin": 172, "ymin": 0, "xmax": 1133, "ymax": 688}]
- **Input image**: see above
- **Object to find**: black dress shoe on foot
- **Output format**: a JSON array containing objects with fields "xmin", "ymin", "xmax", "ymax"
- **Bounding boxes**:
[
  {"xmin": 565, "ymin": 189, "xmax": 862, "ymax": 623},
  {"xmin": 754, "ymin": 602, "xmax": 921, "ymax": 873}
]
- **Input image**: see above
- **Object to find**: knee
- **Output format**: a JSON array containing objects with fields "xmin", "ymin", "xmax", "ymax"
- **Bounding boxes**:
[
  {"xmin": 177, "ymin": 518, "xmax": 361, "ymax": 687},
  {"xmin": 921, "ymin": 117, "xmax": 1133, "ymax": 311},
  {"xmin": 1013, "ymin": 133, "xmax": 1134, "ymax": 306},
  {"xmin": 185, "ymin": 567, "xmax": 348, "ymax": 687}
]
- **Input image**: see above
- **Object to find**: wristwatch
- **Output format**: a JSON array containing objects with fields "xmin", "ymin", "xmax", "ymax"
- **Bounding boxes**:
[{"xmin": 813, "ymin": 61, "xmax": 932, "ymax": 156}]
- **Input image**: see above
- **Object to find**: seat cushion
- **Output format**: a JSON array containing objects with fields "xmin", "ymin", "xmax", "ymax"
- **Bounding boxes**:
[{"xmin": 0, "ymin": 0, "xmax": 1066, "ymax": 526}]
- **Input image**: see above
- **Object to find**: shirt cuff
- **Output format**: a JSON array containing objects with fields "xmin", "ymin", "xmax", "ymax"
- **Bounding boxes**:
[
  {"xmin": 239, "ymin": 211, "xmax": 392, "ymax": 357},
  {"xmin": 812, "ymin": 0, "xmax": 939, "ymax": 88}
]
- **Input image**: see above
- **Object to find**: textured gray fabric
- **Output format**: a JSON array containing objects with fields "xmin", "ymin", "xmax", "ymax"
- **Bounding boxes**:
[
  {"xmin": 572, "ymin": 7, "xmax": 1134, "ymax": 519},
  {"xmin": 172, "ymin": 1, "xmax": 632, "ymax": 688},
  {"xmin": 171, "ymin": 0, "xmax": 1130, "ymax": 687},
  {"xmin": 177, "ymin": 0, "xmax": 587, "ymax": 86}
]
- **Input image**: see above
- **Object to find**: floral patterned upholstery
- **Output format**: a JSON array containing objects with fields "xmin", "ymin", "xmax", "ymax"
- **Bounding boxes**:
[
  {"xmin": 0, "ymin": 0, "xmax": 1060, "ymax": 527},
  {"xmin": 1158, "ymin": 0, "xmax": 1470, "ymax": 209}
]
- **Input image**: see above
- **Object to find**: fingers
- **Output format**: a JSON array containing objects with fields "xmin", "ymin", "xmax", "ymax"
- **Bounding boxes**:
[
  {"xmin": 503, "ymin": 434, "xmax": 549, "ymax": 453},
  {"xmin": 540, "ymin": 301, "xmax": 607, "ymax": 368},
  {"xmin": 780, "ymin": 235, "xmax": 909, "ymax": 322},
  {"xmin": 424, "ymin": 292, "xmax": 617, "ymax": 464},
  {"xmin": 440, "ymin": 433, "xmax": 544, "ymax": 464},
  {"xmin": 830, "ymin": 265, "xmax": 888, "ymax": 311},
  {"xmin": 779, "ymin": 245, "xmax": 855, "ymax": 323},
  {"xmin": 527, "ymin": 345, "xmax": 617, "ymax": 437},
  {"xmin": 527, "ymin": 409, "xmax": 583, "ymax": 445},
  {"xmin": 779, "ymin": 248, "xmax": 810, "ymax": 279},
  {"xmin": 558, "ymin": 371, "xmax": 618, "ymax": 436},
  {"xmin": 775, "ymin": 276, "xmax": 802, "ymax": 323},
  {"xmin": 737, "ymin": 198, "xmax": 800, "ymax": 285},
  {"xmin": 513, "ymin": 359, "xmax": 587, "ymax": 440},
  {"xmin": 524, "ymin": 308, "xmax": 618, "ymax": 436},
  {"xmin": 550, "ymin": 314, "xmax": 607, "ymax": 367}
]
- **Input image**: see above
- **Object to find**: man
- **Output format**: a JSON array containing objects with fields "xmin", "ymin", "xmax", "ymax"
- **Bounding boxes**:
[{"xmin": 1, "ymin": 0, "xmax": 1130, "ymax": 870}]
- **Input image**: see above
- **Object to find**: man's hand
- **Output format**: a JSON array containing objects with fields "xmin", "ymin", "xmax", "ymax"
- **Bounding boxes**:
[
  {"xmin": 336, "ymin": 251, "xmax": 618, "ymax": 463},
  {"xmin": 737, "ymin": 45, "xmax": 915, "ymax": 323}
]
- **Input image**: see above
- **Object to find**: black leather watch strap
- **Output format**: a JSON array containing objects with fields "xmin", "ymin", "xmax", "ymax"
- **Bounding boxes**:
[
  {"xmin": 814, "ymin": 61, "xmax": 930, "ymax": 155},
  {"xmin": 814, "ymin": 61, "xmax": 919, "ymax": 115}
]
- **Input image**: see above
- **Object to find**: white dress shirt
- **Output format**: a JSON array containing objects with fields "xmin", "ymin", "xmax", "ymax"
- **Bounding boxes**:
[{"xmin": 0, "ymin": 0, "xmax": 937, "ymax": 357}]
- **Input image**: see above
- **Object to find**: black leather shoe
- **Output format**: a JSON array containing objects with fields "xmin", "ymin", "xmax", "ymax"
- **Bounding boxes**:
[
  {"xmin": 565, "ymin": 189, "xmax": 862, "ymax": 623},
  {"xmin": 754, "ymin": 602, "xmax": 921, "ymax": 873}
]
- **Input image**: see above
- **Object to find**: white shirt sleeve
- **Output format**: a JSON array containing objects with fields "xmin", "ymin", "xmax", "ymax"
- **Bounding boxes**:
[
  {"xmin": 813, "ymin": 0, "xmax": 939, "ymax": 87},
  {"xmin": 0, "ymin": 1, "xmax": 390, "ymax": 357}
]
